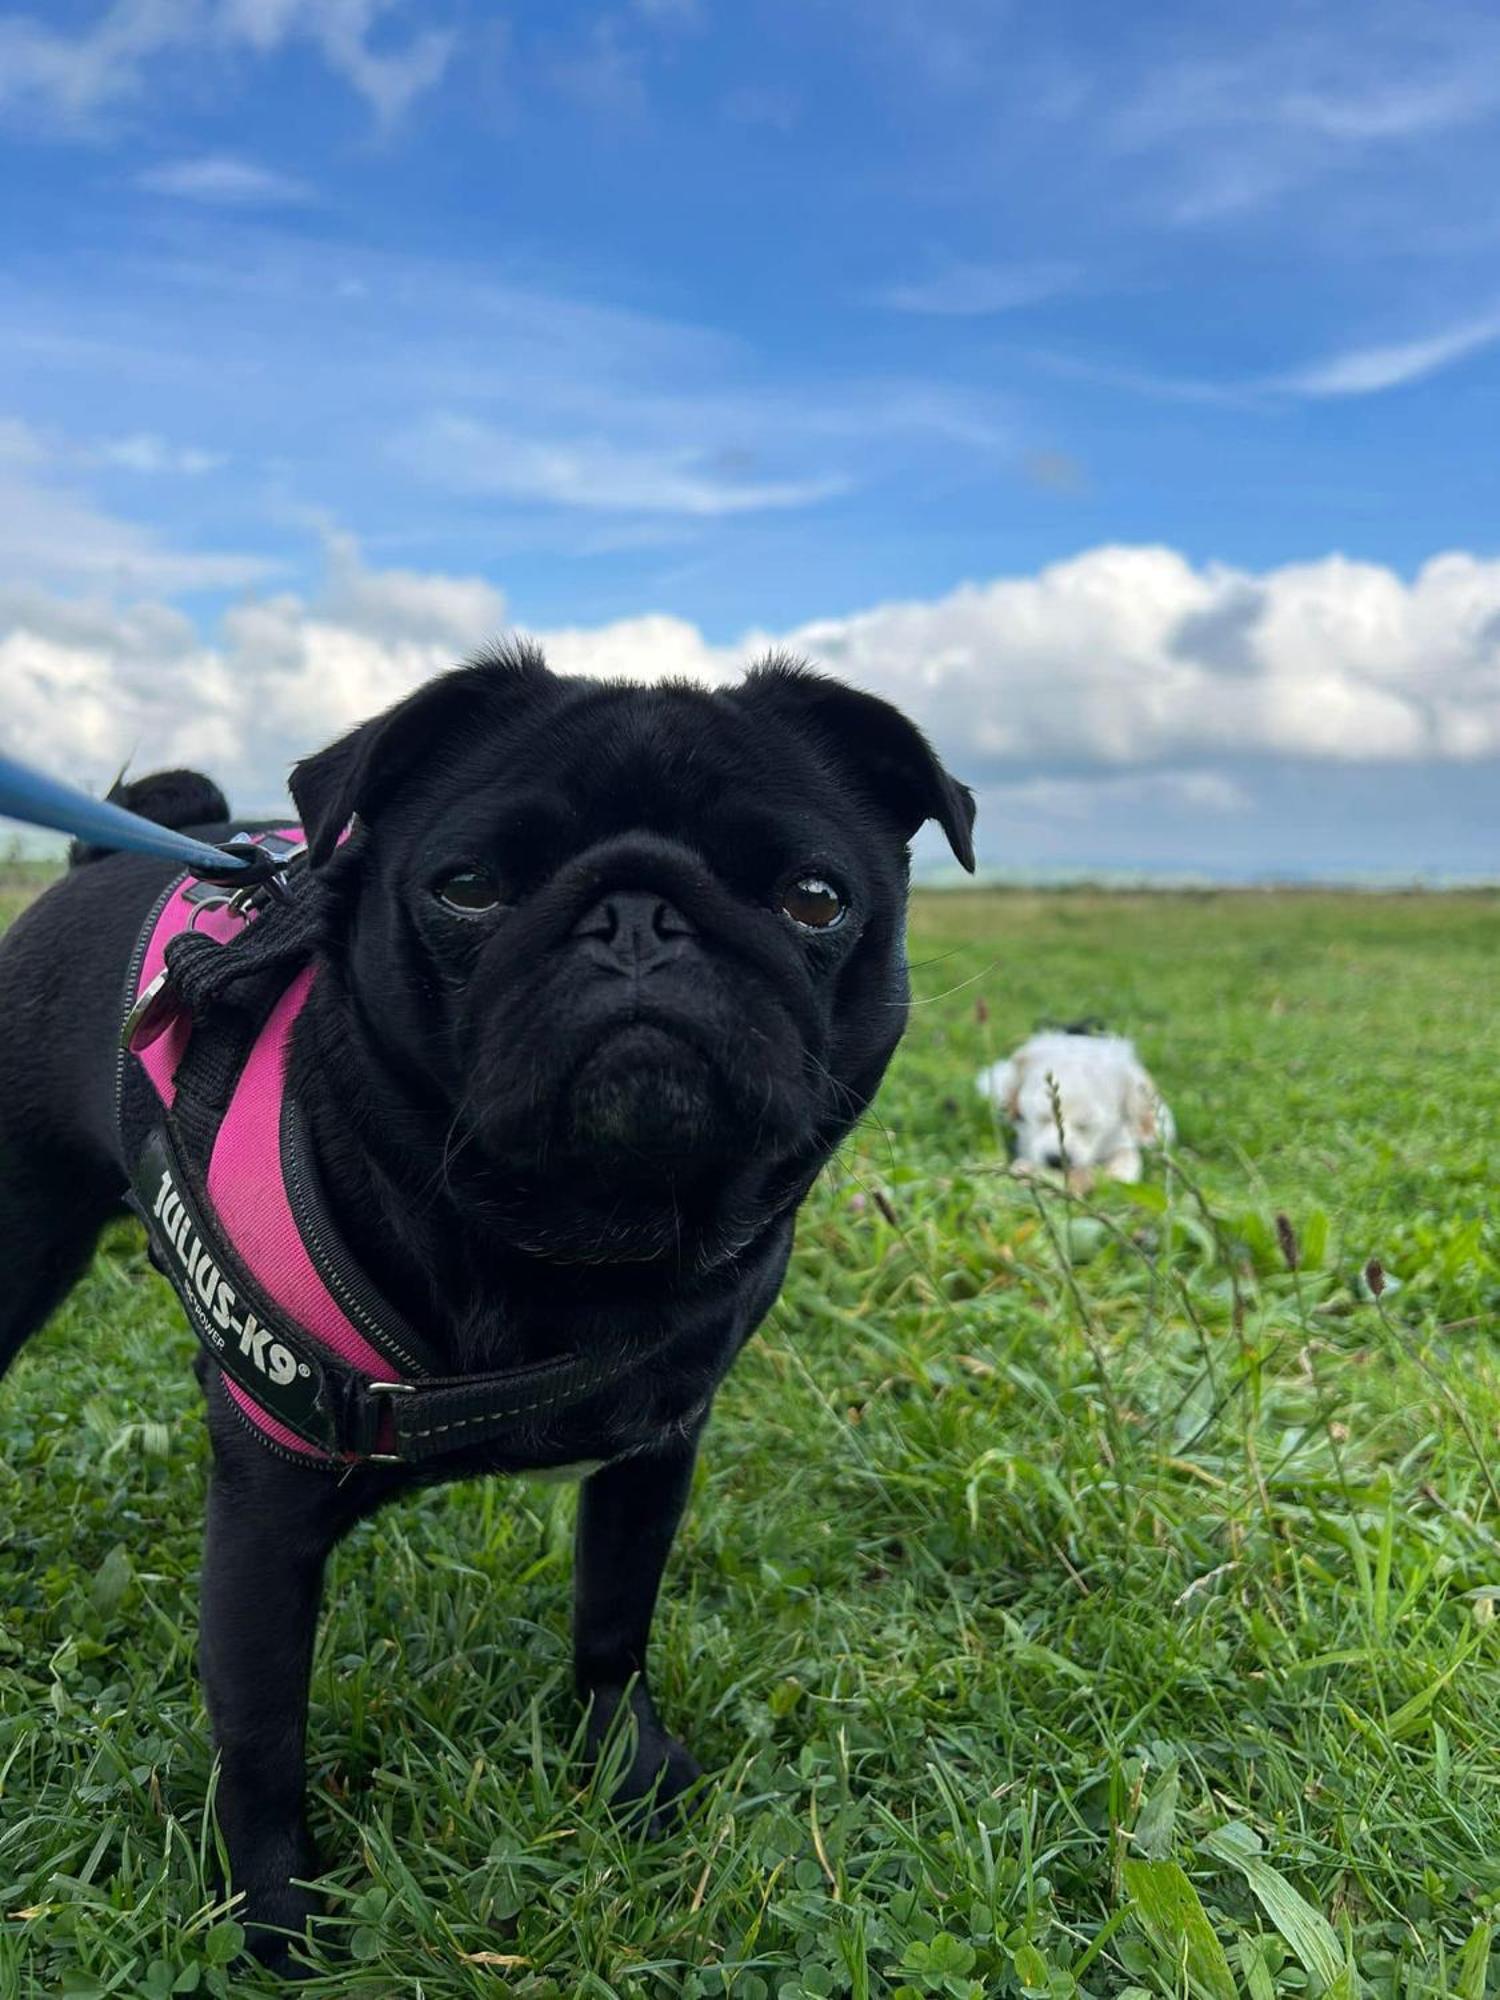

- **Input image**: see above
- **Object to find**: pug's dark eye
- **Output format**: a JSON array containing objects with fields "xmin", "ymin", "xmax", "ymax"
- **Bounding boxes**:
[
  {"xmin": 433, "ymin": 868, "xmax": 501, "ymax": 915},
  {"xmin": 778, "ymin": 875, "xmax": 845, "ymax": 930}
]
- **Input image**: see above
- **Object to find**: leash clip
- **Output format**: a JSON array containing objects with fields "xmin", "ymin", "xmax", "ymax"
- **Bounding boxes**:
[{"xmin": 191, "ymin": 832, "xmax": 306, "ymax": 910}]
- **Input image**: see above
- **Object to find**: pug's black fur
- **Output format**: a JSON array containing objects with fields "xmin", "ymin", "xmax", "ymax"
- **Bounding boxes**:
[{"xmin": 0, "ymin": 646, "xmax": 974, "ymax": 1972}]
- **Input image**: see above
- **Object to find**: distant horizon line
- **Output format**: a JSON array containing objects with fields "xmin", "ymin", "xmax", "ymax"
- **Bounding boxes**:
[
  {"xmin": 916, "ymin": 865, "xmax": 1500, "ymax": 892},
  {"xmin": 5, "ymin": 829, "xmax": 1496, "ymax": 894}
]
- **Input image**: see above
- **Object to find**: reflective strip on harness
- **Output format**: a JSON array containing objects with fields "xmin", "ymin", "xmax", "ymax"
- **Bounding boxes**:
[{"xmin": 132, "ymin": 1124, "xmax": 346, "ymax": 1453}]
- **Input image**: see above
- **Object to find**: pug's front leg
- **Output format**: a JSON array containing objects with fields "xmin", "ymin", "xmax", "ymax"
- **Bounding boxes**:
[
  {"xmin": 198, "ymin": 1436, "xmax": 348, "ymax": 1973},
  {"xmin": 573, "ymin": 1434, "xmax": 704, "ymax": 1825}
]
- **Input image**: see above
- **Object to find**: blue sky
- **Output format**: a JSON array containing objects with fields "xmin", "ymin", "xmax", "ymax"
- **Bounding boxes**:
[{"xmin": 2, "ymin": 0, "xmax": 1499, "ymax": 875}]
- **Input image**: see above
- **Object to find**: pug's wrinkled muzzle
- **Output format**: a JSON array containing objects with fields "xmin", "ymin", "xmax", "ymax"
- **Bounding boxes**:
[{"xmin": 459, "ymin": 833, "xmax": 819, "ymax": 1179}]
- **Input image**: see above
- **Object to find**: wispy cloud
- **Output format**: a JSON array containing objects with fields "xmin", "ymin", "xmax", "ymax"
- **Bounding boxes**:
[
  {"xmin": 92, "ymin": 432, "xmax": 225, "ymax": 475},
  {"xmin": 547, "ymin": 19, "xmax": 648, "ymax": 119},
  {"xmin": 1030, "ymin": 304, "xmax": 1500, "ymax": 407},
  {"xmin": 870, "ymin": 0, "xmax": 1013, "ymax": 96},
  {"xmin": 395, "ymin": 415, "xmax": 850, "ymax": 517},
  {"xmin": 0, "ymin": 0, "xmax": 454, "ymax": 135},
  {"xmin": 292, "ymin": 2, "xmax": 453, "ymax": 128},
  {"xmin": 0, "ymin": 0, "xmax": 185, "ymax": 129},
  {"xmin": 0, "ymin": 463, "xmax": 270, "ymax": 591},
  {"xmin": 0, "ymin": 219, "xmax": 1014, "ymax": 553},
  {"xmin": 1111, "ymin": 18, "xmax": 1500, "ymax": 226},
  {"xmin": 0, "ymin": 415, "xmax": 224, "ymax": 477},
  {"xmin": 135, "ymin": 154, "xmax": 312, "ymax": 205},
  {"xmin": 1279, "ymin": 75, "xmax": 1498, "ymax": 142},
  {"xmin": 0, "ymin": 417, "xmax": 48, "ymax": 468},
  {"xmin": 1277, "ymin": 307, "xmax": 1500, "ymax": 396},
  {"xmin": 1024, "ymin": 349, "xmax": 1253, "ymax": 408},
  {"xmin": 1024, "ymin": 300, "xmax": 1500, "ymax": 409},
  {"xmin": 876, "ymin": 260, "xmax": 1078, "ymax": 318},
  {"xmin": 632, "ymin": 0, "xmax": 699, "ymax": 24}
]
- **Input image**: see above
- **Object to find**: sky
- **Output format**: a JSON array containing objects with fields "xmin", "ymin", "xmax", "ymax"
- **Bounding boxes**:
[{"xmin": 2, "ymin": 0, "xmax": 1499, "ymax": 877}]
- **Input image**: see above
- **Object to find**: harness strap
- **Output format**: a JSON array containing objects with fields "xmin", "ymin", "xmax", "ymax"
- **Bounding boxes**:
[
  {"xmin": 122, "ymin": 854, "xmax": 690, "ymax": 1470},
  {"xmin": 133, "ymin": 1121, "xmax": 651, "ymax": 1465},
  {"xmin": 353, "ymin": 1358, "xmax": 629, "ymax": 1465}
]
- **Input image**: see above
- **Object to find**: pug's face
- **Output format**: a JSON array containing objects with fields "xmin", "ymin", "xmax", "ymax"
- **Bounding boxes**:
[{"xmin": 293, "ymin": 649, "xmax": 974, "ymax": 1266}]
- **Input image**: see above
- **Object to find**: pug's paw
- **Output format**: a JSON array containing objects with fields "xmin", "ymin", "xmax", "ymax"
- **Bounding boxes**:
[{"xmin": 585, "ymin": 1682, "xmax": 703, "ymax": 1833}]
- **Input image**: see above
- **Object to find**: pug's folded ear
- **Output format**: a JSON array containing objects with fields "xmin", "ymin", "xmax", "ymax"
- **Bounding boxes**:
[
  {"xmin": 290, "ymin": 642, "xmax": 552, "ymax": 867},
  {"xmin": 738, "ymin": 655, "xmax": 977, "ymax": 871}
]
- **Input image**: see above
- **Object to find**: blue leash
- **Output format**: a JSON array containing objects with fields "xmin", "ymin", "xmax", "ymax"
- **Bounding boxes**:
[{"xmin": 0, "ymin": 749, "xmax": 262, "ymax": 881}]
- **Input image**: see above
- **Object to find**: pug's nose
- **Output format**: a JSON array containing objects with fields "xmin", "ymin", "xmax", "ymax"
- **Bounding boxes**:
[{"xmin": 573, "ymin": 889, "xmax": 697, "ymax": 974}]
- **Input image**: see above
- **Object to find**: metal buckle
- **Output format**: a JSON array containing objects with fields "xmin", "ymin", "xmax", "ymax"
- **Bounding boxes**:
[{"xmin": 361, "ymin": 1379, "xmax": 416, "ymax": 1464}]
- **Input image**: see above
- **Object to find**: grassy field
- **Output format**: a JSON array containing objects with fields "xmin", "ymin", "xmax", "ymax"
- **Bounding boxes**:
[{"xmin": 2, "ymin": 883, "xmax": 1499, "ymax": 1998}]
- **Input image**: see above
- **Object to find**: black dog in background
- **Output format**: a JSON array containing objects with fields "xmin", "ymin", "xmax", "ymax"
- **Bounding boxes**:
[{"xmin": 0, "ymin": 646, "xmax": 974, "ymax": 1971}]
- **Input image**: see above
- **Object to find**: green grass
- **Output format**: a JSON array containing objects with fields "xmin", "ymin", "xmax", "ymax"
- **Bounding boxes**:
[
  {"xmin": 0, "ymin": 863, "xmax": 60, "ymax": 930},
  {"xmin": 3, "ymin": 887, "xmax": 1499, "ymax": 1998}
]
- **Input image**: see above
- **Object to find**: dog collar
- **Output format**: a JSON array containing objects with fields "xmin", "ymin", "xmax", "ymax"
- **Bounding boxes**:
[{"xmin": 117, "ymin": 835, "xmax": 661, "ymax": 1468}]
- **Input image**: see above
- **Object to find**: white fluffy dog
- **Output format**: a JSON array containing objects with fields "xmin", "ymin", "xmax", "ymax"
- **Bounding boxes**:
[{"xmin": 976, "ymin": 1029, "xmax": 1174, "ymax": 1184}]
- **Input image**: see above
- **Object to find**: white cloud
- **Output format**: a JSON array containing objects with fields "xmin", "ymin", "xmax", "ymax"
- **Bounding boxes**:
[
  {"xmin": 396, "ymin": 415, "xmax": 852, "ymax": 517},
  {"xmin": 877, "ymin": 261, "xmax": 1078, "ymax": 318},
  {"xmin": 1276, "ymin": 307, "xmax": 1500, "ymax": 396},
  {"xmin": 0, "ymin": 585, "xmax": 240, "ymax": 778},
  {"xmin": 2, "ymin": 627, "xmax": 134, "ymax": 770},
  {"xmin": 537, "ymin": 612, "xmax": 736, "ymax": 688},
  {"xmin": 5, "ymin": 541, "xmax": 1500, "ymax": 836},
  {"xmin": 135, "ymin": 154, "xmax": 312, "ymax": 204},
  {"xmin": 320, "ymin": 529, "xmax": 506, "ymax": 645},
  {"xmin": 0, "ymin": 0, "xmax": 453, "ymax": 133},
  {"xmin": 771, "ymin": 545, "xmax": 1500, "ymax": 768}
]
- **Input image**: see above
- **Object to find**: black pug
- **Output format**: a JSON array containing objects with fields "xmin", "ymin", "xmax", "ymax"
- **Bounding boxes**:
[{"xmin": 0, "ymin": 646, "xmax": 974, "ymax": 1971}]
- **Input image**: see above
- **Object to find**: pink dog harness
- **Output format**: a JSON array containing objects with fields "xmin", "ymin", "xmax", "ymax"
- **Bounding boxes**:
[{"xmin": 119, "ymin": 832, "xmax": 640, "ymax": 1467}]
